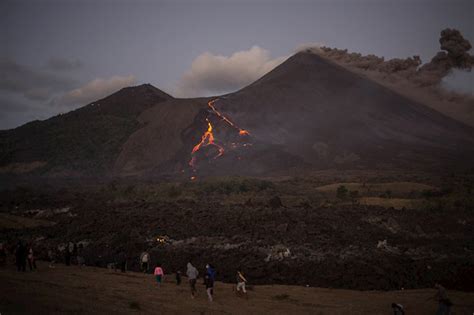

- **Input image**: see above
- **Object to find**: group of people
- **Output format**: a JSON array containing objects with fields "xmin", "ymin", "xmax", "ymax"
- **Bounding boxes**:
[
  {"xmin": 14, "ymin": 241, "xmax": 37, "ymax": 272},
  {"xmin": 137, "ymin": 250, "xmax": 248, "ymax": 303},
  {"xmin": 152, "ymin": 261, "xmax": 247, "ymax": 302}
]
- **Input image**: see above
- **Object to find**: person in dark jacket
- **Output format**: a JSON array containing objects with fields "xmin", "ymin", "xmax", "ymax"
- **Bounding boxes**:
[
  {"xmin": 15, "ymin": 241, "xmax": 27, "ymax": 272},
  {"xmin": 433, "ymin": 283, "xmax": 453, "ymax": 315},
  {"xmin": 205, "ymin": 264, "xmax": 216, "ymax": 302},
  {"xmin": 391, "ymin": 302, "xmax": 405, "ymax": 315}
]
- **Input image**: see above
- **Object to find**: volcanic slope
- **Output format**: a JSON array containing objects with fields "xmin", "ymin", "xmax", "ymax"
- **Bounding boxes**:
[
  {"xmin": 208, "ymin": 52, "xmax": 474, "ymax": 171},
  {"xmin": 0, "ymin": 84, "xmax": 172, "ymax": 176}
]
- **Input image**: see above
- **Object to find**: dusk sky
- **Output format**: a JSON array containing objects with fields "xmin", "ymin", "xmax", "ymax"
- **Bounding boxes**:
[{"xmin": 1, "ymin": 0, "xmax": 473, "ymax": 130}]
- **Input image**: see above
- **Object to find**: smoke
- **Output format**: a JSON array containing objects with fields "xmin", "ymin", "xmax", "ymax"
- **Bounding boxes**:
[
  {"xmin": 176, "ymin": 46, "xmax": 287, "ymax": 97},
  {"xmin": 441, "ymin": 69, "xmax": 474, "ymax": 95}
]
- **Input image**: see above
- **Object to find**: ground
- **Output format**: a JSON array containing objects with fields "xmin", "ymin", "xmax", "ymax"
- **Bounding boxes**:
[{"xmin": 1, "ymin": 261, "xmax": 473, "ymax": 314}]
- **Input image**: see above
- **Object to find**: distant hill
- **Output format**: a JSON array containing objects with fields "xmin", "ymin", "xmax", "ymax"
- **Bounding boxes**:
[
  {"xmin": 1, "ymin": 53, "xmax": 474, "ymax": 178},
  {"xmin": 0, "ymin": 84, "xmax": 172, "ymax": 176}
]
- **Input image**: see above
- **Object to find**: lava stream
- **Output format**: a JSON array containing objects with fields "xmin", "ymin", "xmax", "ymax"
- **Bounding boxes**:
[
  {"xmin": 188, "ymin": 118, "xmax": 224, "ymax": 168},
  {"xmin": 208, "ymin": 99, "xmax": 250, "ymax": 136},
  {"xmin": 188, "ymin": 98, "xmax": 250, "ymax": 171}
]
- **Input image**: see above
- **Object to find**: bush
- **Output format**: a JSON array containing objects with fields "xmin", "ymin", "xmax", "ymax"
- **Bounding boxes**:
[{"xmin": 336, "ymin": 185, "xmax": 348, "ymax": 199}]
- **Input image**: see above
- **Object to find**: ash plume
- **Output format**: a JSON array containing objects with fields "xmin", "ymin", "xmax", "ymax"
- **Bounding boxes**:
[{"xmin": 317, "ymin": 28, "xmax": 473, "ymax": 89}]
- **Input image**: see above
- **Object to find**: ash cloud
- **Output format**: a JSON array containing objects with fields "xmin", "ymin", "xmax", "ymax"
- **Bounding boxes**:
[
  {"xmin": 317, "ymin": 28, "xmax": 473, "ymax": 93},
  {"xmin": 176, "ymin": 46, "xmax": 287, "ymax": 97}
]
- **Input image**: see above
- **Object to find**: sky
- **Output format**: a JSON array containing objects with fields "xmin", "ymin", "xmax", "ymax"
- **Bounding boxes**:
[{"xmin": 1, "ymin": 0, "xmax": 473, "ymax": 130}]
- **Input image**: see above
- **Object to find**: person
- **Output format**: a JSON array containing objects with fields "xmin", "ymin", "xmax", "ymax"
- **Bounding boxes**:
[
  {"xmin": 0, "ymin": 242, "xmax": 6, "ymax": 267},
  {"xmin": 391, "ymin": 303, "xmax": 405, "ymax": 315},
  {"xmin": 72, "ymin": 243, "xmax": 78, "ymax": 265},
  {"xmin": 236, "ymin": 268, "xmax": 248, "ymax": 296},
  {"xmin": 176, "ymin": 270, "xmax": 182, "ymax": 285},
  {"xmin": 205, "ymin": 264, "xmax": 216, "ymax": 302},
  {"xmin": 15, "ymin": 241, "xmax": 26, "ymax": 272},
  {"xmin": 186, "ymin": 262, "xmax": 199, "ymax": 298},
  {"xmin": 76, "ymin": 244, "xmax": 84, "ymax": 267},
  {"xmin": 27, "ymin": 245, "xmax": 37, "ymax": 271},
  {"xmin": 154, "ymin": 264, "xmax": 164, "ymax": 287},
  {"xmin": 140, "ymin": 250, "xmax": 150, "ymax": 273},
  {"xmin": 48, "ymin": 248, "xmax": 56, "ymax": 268},
  {"xmin": 118, "ymin": 251, "xmax": 127, "ymax": 273},
  {"xmin": 64, "ymin": 246, "xmax": 71, "ymax": 266},
  {"xmin": 433, "ymin": 283, "xmax": 453, "ymax": 315}
]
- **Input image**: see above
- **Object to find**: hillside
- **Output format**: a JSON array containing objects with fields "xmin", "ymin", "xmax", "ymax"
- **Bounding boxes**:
[{"xmin": 0, "ymin": 84, "xmax": 172, "ymax": 176}]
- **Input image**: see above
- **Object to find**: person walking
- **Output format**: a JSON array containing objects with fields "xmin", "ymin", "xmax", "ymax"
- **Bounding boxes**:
[
  {"xmin": 236, "ymin": 268, "xmax": 248, "ymax": 297},
  {"xmin": 186, "ymin": 262, "xmax": 199, "ymax": 299},
  {"xmin": 205, "ymin": 264, "xmax": 216, "ymax": 302},
  {"xmin": 140, "ymin": 250, "xmax": 150, "ymax": 273},
  {"xmin": 154, "ymin": 264, "xmax": 164, "ymax": 287},
  {"xmin": 27, "ymin": 245, "xmax": 37, "ymax": 271}
]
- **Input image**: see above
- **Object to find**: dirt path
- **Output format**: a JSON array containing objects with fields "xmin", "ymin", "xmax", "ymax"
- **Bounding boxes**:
[{"xmin": 1, "ymin": 261, "xmax": 473, "ymax": 314}]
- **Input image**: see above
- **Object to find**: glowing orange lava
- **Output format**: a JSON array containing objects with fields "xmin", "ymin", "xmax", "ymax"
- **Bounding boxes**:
[
  {"xmin": 188, "ymin": 118, "xmax": 224, "ymax": 168},
  {"xmin": 208, "ymin": 99, "xmax": 250, "ymax": 136},
  {"xmin": 188, "ymin": 98, "xmax": 251, "ymax": 171}
]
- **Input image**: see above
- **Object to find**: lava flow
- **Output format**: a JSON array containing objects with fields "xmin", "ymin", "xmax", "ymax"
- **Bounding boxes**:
[
  {"xmin": 188, "ymin": 118, "xmax": 224, "ymax": 168},
  {"xmin": 188, "ymin": 98, "xmax": 250, "ymax": 171},
  {"xmin": 208, "ymin": 99, "xmax": 250, "ymax": 136}
]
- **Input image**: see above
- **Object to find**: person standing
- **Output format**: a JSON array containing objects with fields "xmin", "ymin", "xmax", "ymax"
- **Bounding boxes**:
[
  {"xmin": 176, "ymin": 270, "xmax": 182, "ymax": 285},
  {"xmin": 64, "ymin": 245, "xmax": 71, "ymax": 266},
  {"xmin": 48, "ymin": 248, "xmax": 56, "ymax": 268},
  {"xmin": 27, "ymin": 245, "xmax": 37, "ymax": 271},
  {"xmin": 236, "ymin": 268, "xmax": 248, "ymax": 296},
  {"xmin": 205, "ymin": 264, "xmax": 216, "ymax": 302},
  {"xmin": 391, "ymin": 303, "xmax": 405, "ymax": 315},
  {"xmin": 140, "ymin": 250, "xmax": 150, "ymax": 273},
  {"xmin": 433, "ymin": 283, "xmax": 453, "ymax": 315},
  {"xmin": 154, "ymin": 263, "xmax": 164, "ymax": 287},
  {"xmin": 0, "ymin": 242, "xmax": 7, "ymax": 267},
  {"xmin": 186, "ymin": 262, "xmax": 199, "ymax": 299},
  {"xmin": 15, "ymin": 241, "xmax": 26, "ymax": 272}
]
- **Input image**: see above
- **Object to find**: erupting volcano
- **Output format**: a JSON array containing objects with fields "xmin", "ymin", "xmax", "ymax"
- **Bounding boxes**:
[{"xmin": 188, "ymin": 98, "xmax": 251, "ymax": 171}]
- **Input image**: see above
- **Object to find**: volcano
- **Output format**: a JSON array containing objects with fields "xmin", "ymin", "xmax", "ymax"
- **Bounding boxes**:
[{"xmin": 1, "ymin": 52, "xmax": 474, "ymax": 178}]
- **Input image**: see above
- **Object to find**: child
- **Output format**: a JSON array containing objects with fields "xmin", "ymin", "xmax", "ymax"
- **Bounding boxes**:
[
  {"xmin": 154, "ymin": 264, "xmax": 164, "ymax": 287},
  {"xmin": 236, "ymin": 269, "xmax": 248, "ymax": 295}
]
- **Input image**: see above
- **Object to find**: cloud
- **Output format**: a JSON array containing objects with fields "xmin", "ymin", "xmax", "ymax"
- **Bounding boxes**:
[
  {"xmin": 176, "ymin": 46, "xmax": 287, "ymax": 97},
  {"xmin": 46, "ymin": 57, "xmax": 83, "ymax": 71},
  {"xmin": 55, "ymin": 75, "xmax": 137, "ymax": 106},
  {"xmin": 441, "ymin": 69, "xmax": 474, "ymax": 95},
  {"xmin": 0, "ymin": 57, "xmax": 77, "ymax": 100}
]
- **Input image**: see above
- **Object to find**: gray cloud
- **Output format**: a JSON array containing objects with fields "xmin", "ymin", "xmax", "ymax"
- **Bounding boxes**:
[
  {"xmin": 46, "ymin": 57, "xmax": 83, "ymax": 71},
  {"xmin": 176, "ymin": 46, "xmax": 287, "ymax": 97},
  {"xmin": 0, "ymin": 57, "xmax": 77, "ymax": 100}
]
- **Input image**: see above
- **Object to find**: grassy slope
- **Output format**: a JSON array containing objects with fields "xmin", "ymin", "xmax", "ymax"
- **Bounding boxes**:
[{"xmin": 1, "ymin": 261, "xmax": 473, "ymax": 314}]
